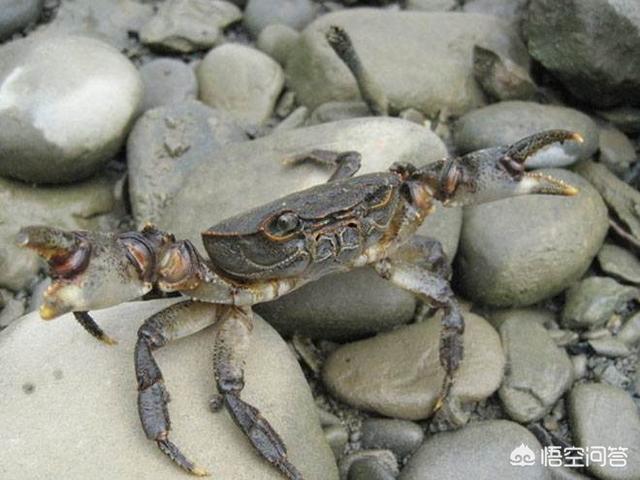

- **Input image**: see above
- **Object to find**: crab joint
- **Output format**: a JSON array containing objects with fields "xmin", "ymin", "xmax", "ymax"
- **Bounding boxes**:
[{"xmin": 158, "ymin": 240, "xmax": 209, "ymax": 292}]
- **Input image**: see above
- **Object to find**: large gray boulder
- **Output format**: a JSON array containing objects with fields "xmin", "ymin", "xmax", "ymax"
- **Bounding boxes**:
[
  {"xmin": 528, "ymin": 0, "xmax": 640, "ymax": 108},
  {"xmin": 0, "ymin": 300, "xmax": 338, "ymax": 480},
  {"xmin": 286, "ymin": 9, "xmax": 529, "ymax": 116}
]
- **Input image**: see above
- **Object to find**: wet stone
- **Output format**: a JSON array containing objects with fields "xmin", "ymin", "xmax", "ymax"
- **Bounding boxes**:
[
  {"xmin": 0, "ymin": 0, "xmax": 43, "ymax": 40},
  {"xmin": 286, "ymin": 9, "xmax": 529, "ymax": 117},
  {"xmin": 597, "ymin": 243, "xmax": 640, "ymax": 285},
  {"xmin": 0, "ymin": 34, "xmax": 143, "ymax": 184},
  {"xmin": 139, "ymin": 59, "xmax": 198, "ymax": 112},
  {"xmin": 400, "ymin": 420, "xmax": 549, "ymax": 480},
  {"xmin": 499, "ymin": 316, "xmax": 574, "ymax": 423},
  {"xmin": 322, "ymin": 311, "xmax": 504, "ymax": 419},
  {"xmin": 569, "ymin": 383, "xmax": 640, "ymax": 480},
  {"xmin": 453, "ymin": 101, "xmax": 598, "ymax": 168},
  {"xmin": 0, "ymin": 301, "xmax": 338, "ymax": 480},
  {"xmin": 456, "ymin": 170, "xmax": 608, "ymax": 307},
  {"xmin": 561, "ymin": 277, "xmax": 639, "ymax": 329},
  {"xmin": 361, "ymin": 419, "xmax": 424, "ymax": 459},
  {"xmin": 197, "ymin": 44, "xmax": 285, "ymax": 127},
  {"xmin": 140, "ymin": 0, "xmax": 241, "ymax": 53}
]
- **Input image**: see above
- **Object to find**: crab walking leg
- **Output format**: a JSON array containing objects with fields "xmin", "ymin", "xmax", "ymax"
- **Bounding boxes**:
[
  {"xmin": 210, "ymin": 307, "xmax": 304, "ymax": 480},
  {"xmin": 73, "ymin": 311, "xmax": 118, "ymax": 345},
  {"xmin": 287, "ymin": 150, "xmax": 362, "ymax": 182},
  {"xmin": 136, "ymin": 300, "xmax": 224, "ymax": 477},
  {"xmin": 375, "ymin": 236, "xmax": 464, "ymax": 410}
]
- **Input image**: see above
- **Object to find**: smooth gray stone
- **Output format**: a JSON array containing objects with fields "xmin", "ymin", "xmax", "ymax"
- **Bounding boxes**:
[
  {"xmin": 0, "ymin": 34, "xmax": 142, "ymax": 184},
  {"xmin": 257, "ymin": 24, "xmax": 301, "ymax": 66},
  {"xmin": 569, "ymin": 383, "xmax": 640, "ymax": 480},
  {"xmin": 244, "ymin": 0, "xmax": 315, "ymax": 37},
  {"xmin": 400, "ymin": 420, "xmax": 550, "ymax": 480},
  {"xmin": 361, "ymin": 419, "xmax": 424, "ymax": 459},
  {"xmin": 499, "ymin": 317, "xmax": 574, "ymax": 423},
  {"xmin": 348, "ymin": 458, "xmax": 396, "ymax": 480},
  {"xmin": 0, "ymin": 300, "xmax": 338, "ymax": 480},
  {"xmin": 139, "ymin": 59, "xmax": 198, "ymax": 111},
  {"xmin": 453, "ymin": 101, "xmax": 598, "ymax": 168},
  {"xmin": 597, "ymin": 243, "xmax": 640, "ymax": 285},
  {"xmin": 456, "ymin": 170, "xmax": 608, "ymax": 307},
  {"xmin": 323, "ymin": 312, "xmax": 504, "ymax": 419},
  {"xmin": 197, "ymin": 44, "xmax": 284, "ymax": 126},
  {"xmin": 598, "ymin": 123, "xmax": 637, "ymax": 177},
  {"xmin": 618, "ymin": 312, "xmax": 640, "ymax": 346},
  {"xmin": 140, "ymin": 0, "xmax": 241, "ymax": 53},
  {"xmin": 286, "ymin": 9, "xmax": 529, "ymax": 116},
  {"xmin": 562, "ymin": 277, "xmax": 639, "ymax": 329},
  {"xmin": 0, "ymin": 0, "xmax": 43, "ymax": 40},
  {"xmin": 528, "ymin": 0, "xmax": 640, "ymax": 108}
]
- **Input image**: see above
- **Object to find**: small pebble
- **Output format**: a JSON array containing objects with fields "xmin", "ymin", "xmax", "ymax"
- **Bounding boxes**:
[
  {"xmin": 594, "ymin": 363, "xmax": 630, "ymax": 389},
  {"xmin": 273, "ymin": 106, "xmax": 308, "ymax": 132},
  {"xmin": 598, "ymin": 243, "xmax": 640, "ymax": 285},
  {"xmin": 348, "ymin": 458, "xmax": 396, "ymax": 480},
  {"xmin": 361, "ymin": 419, "xmax": 424, "ymax": 459},
  {"xmin": 570, "ymin": 354, "xmax": 588, "ymax": 380},
  {"xmin": 324, "ymin": 424, "xmax": 349, "ymax": 459},
  {"xmin": 617, "ymin": 312, "xmax": 640, "ymax": 346},
  {"xmin": 317, "ymin": 407, "xmax": 341, "ymax": 428},
  {"xmin": 339, "ymin": 450, "xmax": 398, "ymax": 480},
  {"xmin": 589, "ymin": 337, "xmax": 631, "ymax": 358},
  {"xmin": 598, "ymin": 123, "xmax": 637, "ymax": 177},
  {"xmin": 244, "ymin": 0, "xmax": 315, "ymax": 37}
]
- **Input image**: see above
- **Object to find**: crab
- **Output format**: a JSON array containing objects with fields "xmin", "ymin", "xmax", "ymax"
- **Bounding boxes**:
[{"xmin": 15, "ymin": 125, "xmax": 581, "ymax": 478}]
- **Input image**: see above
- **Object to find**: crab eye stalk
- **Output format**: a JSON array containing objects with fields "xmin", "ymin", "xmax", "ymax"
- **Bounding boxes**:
[{"xmin": 265, "ymin": 211, "xmax": 301, "ymax": 239}]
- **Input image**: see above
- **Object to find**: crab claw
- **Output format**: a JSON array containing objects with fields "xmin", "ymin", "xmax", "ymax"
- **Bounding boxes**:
[
  {"xmin": 16, "ymin": 225, "xmax": 159, "ymax": 320},
  {"xmin": 416, "ymin": 130, "xmax": 581, "ymax": 206}
]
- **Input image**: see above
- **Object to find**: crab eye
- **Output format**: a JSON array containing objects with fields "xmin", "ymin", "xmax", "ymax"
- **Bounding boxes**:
[{"xmin": 266, "ymin": 211, "xmax": 301, "ymax": 238}]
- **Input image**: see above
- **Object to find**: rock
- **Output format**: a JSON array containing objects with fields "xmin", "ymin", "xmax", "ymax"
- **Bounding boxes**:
[
  {"xmin": 273, "ymin": 106, "xmax": 309, "ymax": 132},
  {"xmin": 561, "ymin": 277, "xmax": 639, "ymax": 329},
  {"xmin": 322, "ymin": 311, "xmax": 504, "ymax": 420},
  {"xmin": 598, "ymin": 123, "xmax": 637, "ymax": 177},
  {"xmin": 361, "ymin": 419, "xmax": 424, "ymax": 459},
  {"xmin": 594, "ymin": 364, "xmax": 631, "ymax": 390},
  {"xmin": 486, "ymin": 306, "xmax": 552, "ymax": 331},
  {"xmin": 569, "ymin": 383, "xmax": 640, "ymax": 480},
  {"xmin": 286, "ymin": 9, "xmax": 529, "ymax": 116},
  {"xmin": 499, "ymin": 316, "xmax": 574, "ymax": 422},
  {"xmin": 588, "ymin": 337, "xmax": 631, "ymax": 358},
  {"xmin": 528, "ymin": 0, "xmax": 640, "ymax": 108},
  {"xmin": 0, "ymin": 175, "xmax": 118, "ymax": 291},
  {"xmin": 324, "ymin": 424, "xmax": 349, "ymax": 459},
  {"xmin": 548, "ymin": 329, "xmax": 579, "ymax": 348},
  {"xmin": 598, "ymin": 243, "xmax": 640, "ymax": 285},
  {"xmin": 473, "ymin": 46, "xmax": 537, "ymax": 101},
  {"xmin": 0, "ymin": 288, "xmax": 25, "ymax": 330},
  {"xmin": 453, "ymin": 101, "xmax": 598, "ymax": 168},
  {"xmin": 456, "ymin": 169, "xmax": 608, "ymax": 307},
  {"xmin": 127, "ymin": 100, "xmax": 248, "ymax": 225},
  {"xmin": 348, "ymin": 458, "xmax": 396, "ymax": 480},
  {"xmin": 405, "ymin": 0, "xmax": 457, "ymax": 12},
  {"xmin": 257, "ymin": 24, "xmax": 301, "ymax": 66},
  {"xmin": 0, "ymin": 300, "xmax": 338, "ymax": 480},
  {"xmin": 400, "ymin": 420, "xmax": 549, "ymax": 480},
  {"xmin": 37, "ymin": 0, "xmax": 154, "ymax": 51},
  {"xmin": 0, "ymin": 0, "xmax": 42, "ymax": 40},
  {"xmin": 462, "ymin": 0, "xmax": 528, "ymax": 30},
  {"xmin": 340, "ymin": 450, "xmax": 398, "ymax": 480},
  {"xmin": 618, "ymin": 312, "xmax": 640, "ymax": 347},
  {"xmin": 308, "ymin": 101, "xmax": 371, "ymax": 126},
  {"xmin": 549, "ymin": 466, "xmax": 593, "ymax": 480},
  {"xmin": 597, "ymin": 106, "xmax": 640, "ymax": 135},
  {"xmin": 140, "ymin": 0, "xmax": 241, "ymax": 53},
  {"xmin": 571, "ymin": 354, "xmax": 588, "ymax": 380},
  {"xmin": 0, "ymin": 34, "xmax": 143, "ymax": 184},
  {"xmin": 130, "ymin": 116, "xmax": 460, "ymax": 340},
  {"xmin": 139, "ymin": 59, "xmax": 198, "ymax": 112},
  {"xmin": 197, "ymin": 44, "xmax": 285, "ymax": 126},
  {"xmin": 244, "ymin": 0, "xmax": 315, "ymax": 37}
]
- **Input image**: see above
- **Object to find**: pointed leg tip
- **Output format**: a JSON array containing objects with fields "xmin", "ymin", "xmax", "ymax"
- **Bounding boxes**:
[
  {"xmin": 101, "ymin": 335, "xmax": 119, "ymax": 346},
  {"xmin": 571, "ymin": 132, "xmax": 584, "ymax": 143},
  {"xmin": 191, "ymin": 466, "xmax": 210, "ymax": 477}
]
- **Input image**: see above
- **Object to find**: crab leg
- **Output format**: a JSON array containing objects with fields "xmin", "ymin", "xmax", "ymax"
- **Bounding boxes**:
[
  {"xmin": 375, "ymin": 236, "xmax": 464, "ymax": 410},
  {"xmin": 136, "ymin": 300, "xmax": 224, "ymax": 477},
  {"xmin": 287, "ymin": 150, "xmax": 362, "ymax": 182},
  {"xmin": 73, "ymin": 311, "xmax": 118, "ymax": 345},
  {"xmin": 210, "ymin": 307, "xmax": 303, "ymax": 480}
]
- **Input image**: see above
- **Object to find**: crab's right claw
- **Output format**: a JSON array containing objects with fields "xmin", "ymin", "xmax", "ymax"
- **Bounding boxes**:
[{"xmin": 16, "ymin": 225, "xmax": 170, "ymax": 320}]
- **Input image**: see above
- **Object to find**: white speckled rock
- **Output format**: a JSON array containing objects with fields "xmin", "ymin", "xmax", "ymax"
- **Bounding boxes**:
[
  {"xmin": 197, "ymin": 44, "xmax": 284, "ymax": 126},
  {"xmin": 0, "ymin": 300, "xmax": 338, "ymax": 480},
  {"xmin": 0, "ymin": 34, "xmax": 143, "ymax": 184}
]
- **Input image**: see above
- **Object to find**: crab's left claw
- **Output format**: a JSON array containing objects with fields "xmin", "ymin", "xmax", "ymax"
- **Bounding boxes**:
[
  {"xmin": 417, "ymin": 130, "xmax": 581, "ymax": 206},
  {"xmin": 16, "ymin": 225, "xmax": 169, "ymax": 321}
]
